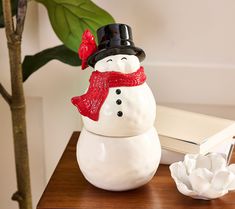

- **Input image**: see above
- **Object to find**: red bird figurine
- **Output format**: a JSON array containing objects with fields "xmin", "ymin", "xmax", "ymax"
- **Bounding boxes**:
[{"xmin": 78, "ymin": 29, "xmax": 97, "ymax": 70}]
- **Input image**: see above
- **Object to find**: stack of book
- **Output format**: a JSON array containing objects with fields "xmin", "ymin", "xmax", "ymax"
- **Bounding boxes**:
[{"xmin": 155, "ymin": 106, "xmax": 235, "ymax": 164}]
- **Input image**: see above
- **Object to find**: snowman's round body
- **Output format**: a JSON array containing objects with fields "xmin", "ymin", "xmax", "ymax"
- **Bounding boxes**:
[
  {"xmin": 76, "ymin": 54, "xmax": 161, "ymax": 191},
  {"xmin": 77, "ymin": 127, "xmax": 161, "ymax": 191}
]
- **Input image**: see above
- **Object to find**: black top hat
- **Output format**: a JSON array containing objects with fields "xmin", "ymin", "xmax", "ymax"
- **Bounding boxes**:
[{"xmin": 87, "ymin": 23, "xmax": 146, "ymax": 67}]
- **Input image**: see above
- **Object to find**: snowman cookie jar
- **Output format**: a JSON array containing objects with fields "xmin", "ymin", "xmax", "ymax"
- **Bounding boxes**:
[{"xmin": 72, "ymin": 24, "xmax": 161, "ymax": 191}]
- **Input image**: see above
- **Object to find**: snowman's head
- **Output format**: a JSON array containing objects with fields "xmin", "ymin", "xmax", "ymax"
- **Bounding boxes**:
[{"xmin": 94, "ymin": 54, "xmax": 140, "ymax": 73}]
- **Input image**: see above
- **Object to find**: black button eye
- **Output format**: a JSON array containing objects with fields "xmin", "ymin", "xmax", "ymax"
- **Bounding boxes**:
[
  {"xmin": 121, "ymin": 57, "xmax": 127, "ymax": 60},
  {"xmin": 106, "ymin": 59, "xmax": 112, "ymax": 62},
  {"xmin": 116, "ymin": 89, "xmax": 121, "ymax": 95},
  {"xmin": 116, "ymin": 99, "xmax": 122, "ymax": 105},
  {"xmin": 117, "ymin": 111, "xmax": 123, "ymax": 117}
]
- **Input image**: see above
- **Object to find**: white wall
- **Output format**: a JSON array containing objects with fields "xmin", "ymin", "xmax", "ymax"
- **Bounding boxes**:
[
  {"xmin": 95, "ymin": 0, "xmax": 235, "ymax": 105},
  {"xmin": 96, "ymin": 0, "xmax": 235, "ymax": 65},
  {"xmin": 1, "ymin": 1, "xmax": 235, "ymax": 208},
  {"xmin": 24, "ymin": 4, "xmax": 86, "ymax": 181}
]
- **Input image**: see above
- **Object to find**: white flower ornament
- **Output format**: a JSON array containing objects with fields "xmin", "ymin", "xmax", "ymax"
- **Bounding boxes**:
[{"xmin": 169, "ymin": 153, "xmax": 235, "ymax": 200}]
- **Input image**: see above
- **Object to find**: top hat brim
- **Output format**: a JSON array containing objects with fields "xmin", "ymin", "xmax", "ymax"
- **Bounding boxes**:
[{"xmin": 87, "ymin": 46, "xmax": 145, "ymax": 67}]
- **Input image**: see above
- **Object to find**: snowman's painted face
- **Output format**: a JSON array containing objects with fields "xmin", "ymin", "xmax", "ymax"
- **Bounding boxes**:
[{"xmin": 94, "ymin": 54, "xmax": 140, "ymax": 73}]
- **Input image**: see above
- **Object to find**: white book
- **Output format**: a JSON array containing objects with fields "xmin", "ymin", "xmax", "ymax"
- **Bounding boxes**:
[
  {"xmin": 155, "ymin": 105, "xmax": 235, "ymax": 154},
  {"xmin": 160, "ymin": 137, "xmax": 235, "ymax": 165}
]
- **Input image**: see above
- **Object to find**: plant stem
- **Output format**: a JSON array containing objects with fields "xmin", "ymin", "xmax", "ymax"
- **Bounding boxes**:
[
  {"xmin": 2, "ymin": 1, "xmax": 32, "ymax": 209},
  {"xmin": 2, "ymin": 0, "xmax": 14, "ymax": 40},
  {"xmin": 0, "ymin": 83, "xmax": 12, "ymax": 105},
  {"xmin": 16, "ymin": 0, "xmax": 27, "ymax": 36},
  {"xmin": 9, "ymin": 40, "xmax": 32, "ymax": 209}
]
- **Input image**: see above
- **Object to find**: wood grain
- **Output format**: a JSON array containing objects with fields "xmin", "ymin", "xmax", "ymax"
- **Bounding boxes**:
[{"xmin": 37, "ymin": 132, "xmax": 235, "ymax": 209}]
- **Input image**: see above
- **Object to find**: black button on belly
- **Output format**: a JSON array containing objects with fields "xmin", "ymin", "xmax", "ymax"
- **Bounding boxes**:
[
  {"xmin": 116, "ymin": 99, "xmax": 122, "ymax": 105},
  {"xmin": 117, "ymin": 111, "xmax": 123, "ymax": 117},
  {"xmin": 116, "ymin": 89, "xmax": 121, "ymax": 95}
]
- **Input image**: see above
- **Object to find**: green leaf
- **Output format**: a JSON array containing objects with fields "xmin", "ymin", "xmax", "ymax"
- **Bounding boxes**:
[
  {"xmin": 36, "ymin": 0, "xmax": 115, "ymax": 52},
  {"xmin": 0, "ymin": 0, "xmax": 18, "ymax": 28},
  {"xmin": 22, "ymin": 45, "xmax": 81, "ymax": 82}
]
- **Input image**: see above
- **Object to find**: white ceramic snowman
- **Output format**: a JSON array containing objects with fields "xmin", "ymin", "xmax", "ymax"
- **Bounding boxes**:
[{"xmin": 72, "ymin": 24, "xmax": 161, "ymax": 191}]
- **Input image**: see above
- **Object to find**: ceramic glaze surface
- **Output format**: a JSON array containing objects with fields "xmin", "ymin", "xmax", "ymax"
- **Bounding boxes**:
[
  {"xmin": 73, "ymin": 24, "xmax": 161, "ymax": 191},
  {"xmin": 83, "ymin": 83, "xmax": 156, "ymax": 136},
  {"xmin": 77, "ymin": 127, "xmax": 161, "ymax": 191},
  {"xmin": 170, "ymin": 153, "xmax": 235, "ymax": 200},
  {"xmin": 94, "ymin": 54, "xmax": 140, "ymax": 73},
  {"xmin": 82, "ymin": 54, "xmax": 156, "ymax": 137}
]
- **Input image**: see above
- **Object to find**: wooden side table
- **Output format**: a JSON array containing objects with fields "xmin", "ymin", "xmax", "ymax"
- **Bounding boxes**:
[{"xmin": 37, "ymin": 132, "xmax": 235, "ymax": 209}]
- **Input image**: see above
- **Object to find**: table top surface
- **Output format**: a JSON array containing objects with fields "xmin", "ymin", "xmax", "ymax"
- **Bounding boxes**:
[{"xmin": 37, "ymin": 132, "xmax": 235, "ymax": 209}]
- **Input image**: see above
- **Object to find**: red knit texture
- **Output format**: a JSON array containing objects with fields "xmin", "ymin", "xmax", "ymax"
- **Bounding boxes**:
[{"xmin": 71, "ymin": 66, "xmax": 146, "ymax": 121}]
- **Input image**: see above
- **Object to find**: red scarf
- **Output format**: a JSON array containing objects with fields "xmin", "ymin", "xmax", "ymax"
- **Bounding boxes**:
[{"xmin": 71, "ymin": 67, "xmax": 146, "ymax": 121}]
